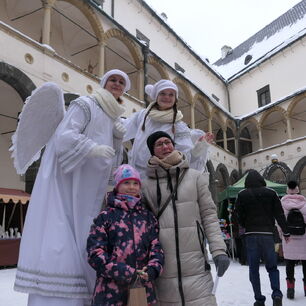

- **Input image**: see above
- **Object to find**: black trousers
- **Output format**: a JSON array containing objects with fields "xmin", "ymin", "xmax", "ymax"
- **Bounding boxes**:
[{"xmin": 286, "ymin": 259, "xmax": 306, "ymax": 280}]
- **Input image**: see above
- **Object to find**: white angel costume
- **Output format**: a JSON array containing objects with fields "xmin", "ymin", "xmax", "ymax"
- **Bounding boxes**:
[
  {"xmin": 123, "ymin": 103, "xmax": 210, "ymax": 178},
  {"xmin": 12, "ymin": 83, "xmax": 125, "ymax": 305},
  {"xmin": 189, "ymin": 128, "xmax": 211, "ymax": 173}
]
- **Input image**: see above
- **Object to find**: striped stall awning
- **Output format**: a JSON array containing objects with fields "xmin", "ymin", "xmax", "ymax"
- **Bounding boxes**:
[{"xmin": 0, "ymin": 188, "xmax": 30, "ymax": 204}]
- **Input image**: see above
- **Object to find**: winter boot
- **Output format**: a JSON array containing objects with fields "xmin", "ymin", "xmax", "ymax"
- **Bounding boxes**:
[
  {"xmin": 272, "ymin": 296, "xmax": 282, "ymax": 306},
  {"xmin": 253, "ymin": 302, "xmax": 265, "ymax": 306},
  {"xmin": 304, "ymin": 278, "xmax": 306, "ymax": 296},
  {"xmin": 286, "ymin": 278, "xmax": 295, "ymax": 299}
]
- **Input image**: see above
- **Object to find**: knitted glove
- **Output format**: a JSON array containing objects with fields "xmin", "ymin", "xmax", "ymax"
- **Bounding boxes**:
[
  {"xmin": 146, "ymin": 266, "xmax": 158, "ymax": 281},
  {"xmin": 89, "ymin": 145, "xmax": 115, "ymax": 159},
  {"xmin": 213, "ymin": 254, "xmax": 230, "ymax": 277},
  {"xmin": 113, "ymin": 121, "xmax": 126, "ymax": 139}
]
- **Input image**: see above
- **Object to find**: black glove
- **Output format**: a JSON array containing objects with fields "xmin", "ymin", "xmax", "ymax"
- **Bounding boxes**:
[{"xmin": 213, "ymin": 254, "xmax": 230, "ymax": 277}]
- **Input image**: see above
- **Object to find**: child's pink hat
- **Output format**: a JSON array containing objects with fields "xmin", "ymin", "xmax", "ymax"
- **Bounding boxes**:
[{"xmin": 114, "ymin": 164, "xmax": 141, "ymax": 189}]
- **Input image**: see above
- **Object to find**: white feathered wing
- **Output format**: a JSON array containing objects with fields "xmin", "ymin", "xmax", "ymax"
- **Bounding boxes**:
[{"xmin": 10, "ymin": 82, "xmax": 65, "ymax": 174}]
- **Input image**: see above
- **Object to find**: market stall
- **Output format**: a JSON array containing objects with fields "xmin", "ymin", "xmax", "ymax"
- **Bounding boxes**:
[{"xmin": 0, "ymin": 188, "xmax": 30, "ymax": 266}]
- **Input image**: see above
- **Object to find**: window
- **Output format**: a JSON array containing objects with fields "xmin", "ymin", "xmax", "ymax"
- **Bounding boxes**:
[
  {"xmin": 216, "ymin": 128, "xmax": 224, "ymax": 149},
  {"xmin": 244, "ymin": 54, "xmax": 252, "ymax": 65},
  {"xmin": 239, "ymin": 127, "xmax": 252, "ymax": 156},
  {"xmin": 257, "ymin": 85, "xmax": 271, "ymax": 107},
  {"xmin": 136, "ymin": 29, "xmax": 150, "ymax": 47},
  {"xmin": 212, "ymin": 93, "xmax": 220, "ymax": 102},
  {"xmin": 226, "ymin": 128, "xmax": 235, "ymax": 154}
]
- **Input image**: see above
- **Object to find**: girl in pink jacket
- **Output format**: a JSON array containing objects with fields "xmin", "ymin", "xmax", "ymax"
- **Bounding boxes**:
[{"xmin": 280, "ymin": 180, "xmax": 306, "ymax": 300}]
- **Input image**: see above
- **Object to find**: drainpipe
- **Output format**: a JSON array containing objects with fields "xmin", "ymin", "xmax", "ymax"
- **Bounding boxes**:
[
  {"xmin": 111, "ymin": 0, "xmax": 114, "ymax": 18},
  {"xmin": 142, "ymin": 43, "xmax": 149, "ymax": 106},
  {"xmin": 226, "ymin": 83, "xmax": 231, "ymax": 113}
]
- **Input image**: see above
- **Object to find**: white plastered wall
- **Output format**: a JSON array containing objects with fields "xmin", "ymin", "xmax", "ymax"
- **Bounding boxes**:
[
  {"xmin": 228, "ymin": 39, "xmax": 306, "ymax": 116},
  {"xmin": 107, "ymin": 0, "xmax": 228, "ymax": 109}
]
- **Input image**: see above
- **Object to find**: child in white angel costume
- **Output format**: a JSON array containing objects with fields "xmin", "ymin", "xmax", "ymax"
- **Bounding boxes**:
[
  {"xmin": 122, "ymin": 79, "xmax": 213, "ymax": 179},
  {"xmin": 12, "ymin": 69, "xmax": 130, "ymax": 306}
]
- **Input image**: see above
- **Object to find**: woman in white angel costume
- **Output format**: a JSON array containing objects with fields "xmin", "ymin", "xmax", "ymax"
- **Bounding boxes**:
[
  {"xmin": 123, "ymin": 79, "xmax": 213, "ymax": 178},
  {"xmin": 12, "ymin": 69, "xmax": 130, "ymax": 306}
]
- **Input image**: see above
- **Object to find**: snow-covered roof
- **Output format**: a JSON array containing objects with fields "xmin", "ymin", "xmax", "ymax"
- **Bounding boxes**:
[{"xmin": 213, "ymin": 0, "xmax": 306, "ymax": 81}]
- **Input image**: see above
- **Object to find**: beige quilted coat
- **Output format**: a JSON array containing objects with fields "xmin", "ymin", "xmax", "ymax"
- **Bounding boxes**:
[{"xmin": 142, "ymin": 156, "xmax": 226, "ymax": 306}]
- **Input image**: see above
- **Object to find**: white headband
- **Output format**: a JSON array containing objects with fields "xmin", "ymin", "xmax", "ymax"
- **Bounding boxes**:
[
  {"xmin": 145, "ymin": 79, "xmax": 178, "ymax": 101},
  {"xmin": 99, "ymin": 69, "xmax": 131, "ymax": 92}
]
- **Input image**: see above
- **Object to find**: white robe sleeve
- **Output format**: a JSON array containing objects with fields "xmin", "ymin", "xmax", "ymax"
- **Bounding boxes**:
[
  {"xmin": 54, "ymin": 100, "xmax": 96, "ymax": 174},
  {"xmin": 174, "ymin": 121, "xmax": 193, "ymax": 162},
  {"xmin": 122, "ymin": 111, "xmax": 143, "ymax": 142},
  {"xmin": 190, "ymin": 141, "xmax": 210, "ymax": 173},
  {"xmin": 112, "ymin": 121, "xmax": 124, "ymax": 171}
]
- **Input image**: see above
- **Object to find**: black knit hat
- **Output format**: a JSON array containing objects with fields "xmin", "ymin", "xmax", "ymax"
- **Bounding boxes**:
[{"xmin": 147, "ymin": 131, "xmax": 174, "ymax": 155}]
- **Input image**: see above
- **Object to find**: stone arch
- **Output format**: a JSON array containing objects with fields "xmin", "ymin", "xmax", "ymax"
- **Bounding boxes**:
[
  {"xmin": 286, "ymin": 94, "xmax": 306, "ymax": 139},
  {"xmin": 240, "ymin": 117, "xmax": 259, "ymax": 130},
  {"xmin": 229, "ymin": 169, "xmax": 239, "ymax": 185},
  {"xmin": 0, "ymin": 62, "xmax": 36, "ymax": 101},
  {"xmin": 192, "ymin": 93, "xmax": 210, "ymax": 112},
  {"xmin": 172, "ymin": 77, "xmax": 193, "ymax": 103},
  {"xmin": 262, "ymin": 162, "xmax": 292, "ymax": 184},
  {"xmin": 211, "ymin": 108, "xmax": 226, "ymax": 149},
  {"xmin": 0, "ymin": 62, "xmax": 37, "ymax": 193},
  {"xmin": 215, "ymin": 163, "xmax": 230, "ymax": 191},
  {"xmin": 258, "ymin": 106, "xmax": 287, "ymax": 148},
  {"xmin": 286, "ymin": 92, "xmax": 306, "ymax": 116},
  {"xmin": 258, "ymin": 105, "xmax": 286, "ymax": 127},
  {"xmin": 192, "ymin": 93, "xmax": 210, "ymax": 131},
  {"xmin": 104, "ymin": 28, "xmax": 143, "ymax": 69},
  {"xmin": 224, "ymin": 118, "xmax": 237, "ymax": 154},
  {"xmin": 57, "ymin": 0, "xmax": 104, "ymax": 41},
  {"xmin": 206, "ymin": 160, "xmax": 218, "ymax": 204},
  {"xmin": 292, "ymin": 156, "xmax": 306, "ymax": 181},
  {"xmin": 172, "ymin": 77, "xmax": 193, "ymax": 127},
  {"xmin": 147, "ymin": 56, "xmax": 169, "ymax": 80},
  {"xmin": 211, "ymin": 108, "xmax": 226, "ymax": 129},
  {"xmin": 225, "ymin": 118, "xmax": 237, "ymax": 136},
  {"xmin": 239, "ymin": 117, "xmax": 260, "ymax": 154}
]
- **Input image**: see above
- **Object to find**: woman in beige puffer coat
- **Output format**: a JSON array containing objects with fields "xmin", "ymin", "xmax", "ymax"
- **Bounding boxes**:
[{"xmin": 142, "ymin": 131, "xmax": 229, "ymax": 306}]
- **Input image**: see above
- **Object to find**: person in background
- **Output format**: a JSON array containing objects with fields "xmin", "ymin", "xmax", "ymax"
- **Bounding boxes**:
[
  {"xmin": 142, "ymin": 131, "xmax": 229, "ymax": 306},
  {"xmin": 14, "ymin": 69, "xmax": 130, "ymax": 306},
  {"xmin": 87, "ymin": 164, "xmax": 164, "ymax": 305},
  {"xmin": 236, "ymin": 169, "xmax": 290, "ymax": 306},
  {"xmin": 123, "ymin": 79, "xmax": 213, "ymax": 178},
  {"xmin": 279, "ymin": 180, "xmax": 306, "ymax": 300}
]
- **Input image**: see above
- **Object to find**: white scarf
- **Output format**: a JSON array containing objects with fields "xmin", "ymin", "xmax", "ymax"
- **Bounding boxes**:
[
  {"xmin": 92, "ymin": 88, "xmax": 125, "ymax": 119},
  {"xmin": 147, "ymin": 102, "xmax": 183, "ymax": 123}
]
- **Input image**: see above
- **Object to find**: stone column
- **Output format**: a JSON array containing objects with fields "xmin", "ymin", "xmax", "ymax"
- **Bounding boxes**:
[
  {"xmin": 98, "ymin": 41, "xmax": 105, "ymax": 76},
  {"xmin": 223, "ymin": 129, "xmax": 227, "ymax": 150},
  {"xmin": 138, "ymin": 68, "xmax": 144, "ymax": 101},
  {"xmin": 258, "ymin": 126, "xmax": 263, "ymax": 149},
  {"xmin": 208, "ymin": 117, "xmax": 212, "ymax": 133},
  {"xmin": 190, "ymin": 104, "xmax": 195, "ymax": 129},
  {"xmin": 42, "ymin": 0, "xmax": 55, "ymax": 45},
  {"xmin": 286, "ymin": 115, "xmax": 292, "ymax": 139}
]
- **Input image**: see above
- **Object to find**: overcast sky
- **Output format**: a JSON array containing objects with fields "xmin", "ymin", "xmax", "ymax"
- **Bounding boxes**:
[{"xmin": 144, "ymin": 0, "xmax": 302, "ymax": 63}]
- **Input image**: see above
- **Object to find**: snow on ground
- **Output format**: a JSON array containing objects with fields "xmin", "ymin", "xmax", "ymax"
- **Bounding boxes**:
[{"xmin": 0, "ymin": 261, "xmax": 305, "ymax": 306}]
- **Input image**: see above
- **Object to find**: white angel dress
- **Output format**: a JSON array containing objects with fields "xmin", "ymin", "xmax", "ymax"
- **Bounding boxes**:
[
  {"xmin": 123, "ymin": 105, "xmax": 210, "ymax": 178},
  {"xmin": 189, "ymin": 128, "xmax": 211, "ymax": 173},
  {"xmin": 12, "ymin": 83, "xmax": 125, "ymax": 305}
]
